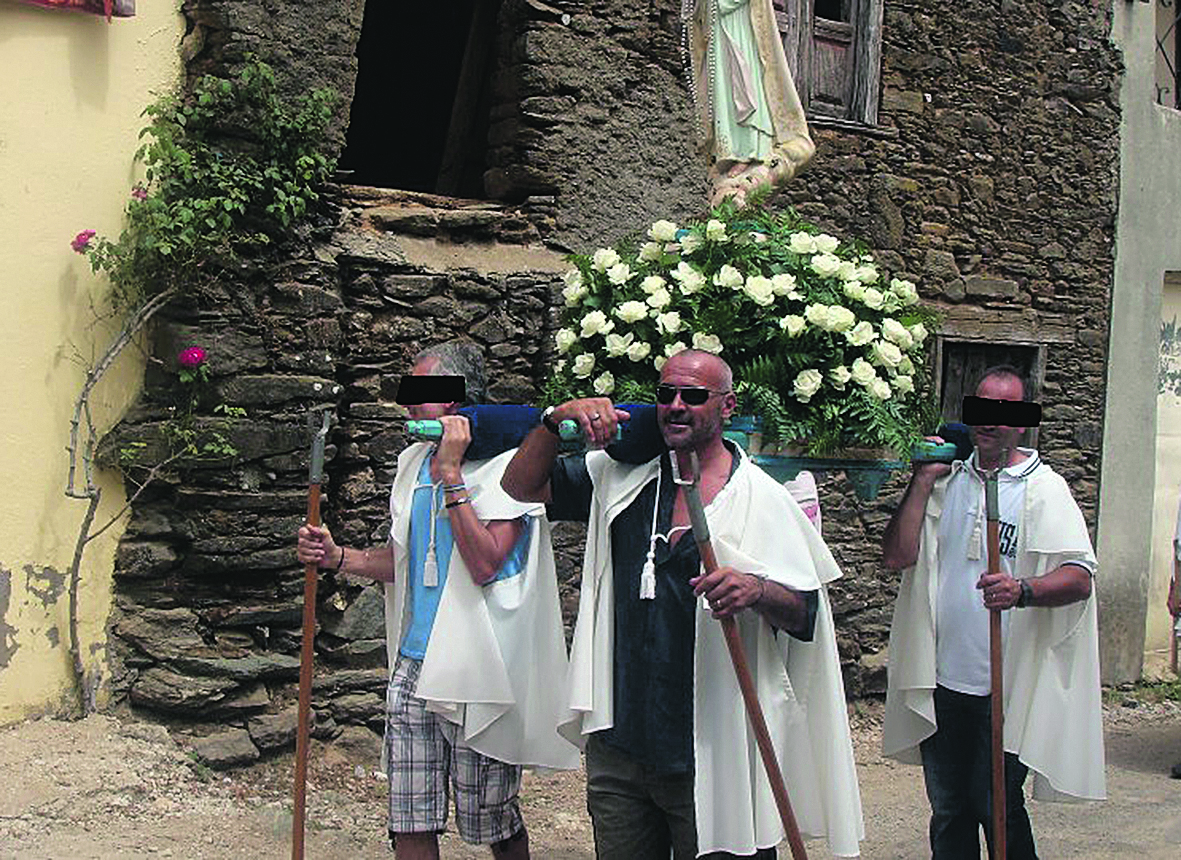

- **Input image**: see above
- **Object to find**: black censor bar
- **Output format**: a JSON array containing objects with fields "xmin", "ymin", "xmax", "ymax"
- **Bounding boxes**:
[
  {"xmin": 396, "ymin": 375, "xmax": 466, "ymax": 405},
  {"xmin": 962, "ymin": 396, "xmax": 1042, "ymax": 428}
]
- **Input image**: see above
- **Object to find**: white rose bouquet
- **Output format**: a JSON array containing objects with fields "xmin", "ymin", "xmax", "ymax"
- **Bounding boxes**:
[{"xmin": 546, "ymin": 204, "xmax": 939, "ymax": 455}]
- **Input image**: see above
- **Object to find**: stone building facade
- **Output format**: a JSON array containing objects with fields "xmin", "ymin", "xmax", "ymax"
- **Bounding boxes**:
[{"xmin": 103, "ymin": 0, "xmax": 1122, "ymax": 762}]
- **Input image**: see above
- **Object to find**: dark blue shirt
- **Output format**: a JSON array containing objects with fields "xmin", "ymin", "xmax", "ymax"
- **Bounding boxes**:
[{"xmin": 547, "ymin": 445, "xmax": 818, "ymax": 775}]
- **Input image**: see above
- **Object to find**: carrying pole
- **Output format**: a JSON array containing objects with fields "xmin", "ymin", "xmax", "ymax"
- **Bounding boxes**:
[
  {"xmin": 292, "ymin": 411, "xmax": 332, "ymax": 860},
  {"xmin": 984, "ymin": 467, "xmax": 1007, "ymax": 860},
  {"xmin": 676, "ymin": 450, "xmax": 808, "ymax": 860}
]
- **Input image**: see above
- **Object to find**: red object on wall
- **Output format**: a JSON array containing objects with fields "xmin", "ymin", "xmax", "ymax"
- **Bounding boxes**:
[{"xmin": 15, "ymin": 0, "xmax": 135, "ymax": 22}]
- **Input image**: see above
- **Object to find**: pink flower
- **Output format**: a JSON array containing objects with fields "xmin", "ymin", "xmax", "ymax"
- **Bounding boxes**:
[
  {"xmin": 178, "ymin": 347, "xmax": 207, "ymax": 369},
  {"xmin": 130, "ymin": 184, "xmax": 148, "ymax": 201},
  {"xmin": 71, "ymin": 229, "xmax": 96, "ymax": 254}
]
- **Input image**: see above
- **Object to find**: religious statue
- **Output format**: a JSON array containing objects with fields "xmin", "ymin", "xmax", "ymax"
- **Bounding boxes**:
[{"xmin": 684, "ymin": 0, "xmax": 815, "ymax": 208}]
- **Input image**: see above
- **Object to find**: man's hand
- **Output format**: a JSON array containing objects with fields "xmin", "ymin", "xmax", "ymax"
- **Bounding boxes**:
[
  {"xmin": 913, "ymin": 435, "xmax": 953, "ymax": 482},
  {"xmin": 429, "ymin": 414, "xmax": 471, "ymax": 485},
  {"xmin": 548, "ymin": 398, "xmax": 630, "ymax": 449},
  {"xmin": 690, "ymin": 565, "xmax": 763, "ymax": 618},
  {"xmin": 977, "ymin": 570, "xmax": 1021, "ymax": 611},
  {"xmin": 297, "ymin": 524, "xmax": 340, "ymax": 569}
]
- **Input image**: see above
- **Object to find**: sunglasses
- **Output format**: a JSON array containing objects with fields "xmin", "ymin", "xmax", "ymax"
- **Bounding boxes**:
[{"xmin": 655, "ymin": 384, "xmax": 729, "ymax": 406}]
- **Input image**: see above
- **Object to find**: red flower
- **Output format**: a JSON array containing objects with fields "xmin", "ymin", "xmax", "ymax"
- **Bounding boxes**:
[
  {"xmin": 71, "ymin": 229, "xmax": 97, "ymax": 254},
  {"xmin": 178, "ymin": 346, "xmax": 207, "ymax": 369}
]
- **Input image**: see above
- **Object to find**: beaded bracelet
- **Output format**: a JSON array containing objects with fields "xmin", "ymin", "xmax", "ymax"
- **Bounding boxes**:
[
  {"xmin": 443, "ymin": 483, "xmax": 466, "ymax": 493},
  {"xmin": 445, "ymin": 497, "xmax": 471, "ymax": 509}
]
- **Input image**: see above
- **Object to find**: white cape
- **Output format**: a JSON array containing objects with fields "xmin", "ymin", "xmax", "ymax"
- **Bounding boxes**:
[
  {"xmin": 562, "ymin": 448, "xmax": 863, "ymax": 857},
  {"xmin": 882, "ymin": 461, "xmax": 1105, "ymax": 801},
  {"xmin": 384, "ymin": 443, "xmax": 578, "ymax": 770}
]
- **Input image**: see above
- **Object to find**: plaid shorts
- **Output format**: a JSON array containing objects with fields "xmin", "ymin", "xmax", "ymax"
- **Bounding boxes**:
[{"xmin": 385, "ymin": 655, "xmax": 524, "ymax": 844}]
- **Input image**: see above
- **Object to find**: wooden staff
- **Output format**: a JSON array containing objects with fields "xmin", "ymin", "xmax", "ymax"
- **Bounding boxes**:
[
  {"xmin": 677, "ymin": 450, "xmax": 808, "ymax": 860},
  {"xmin": 292, "ymin": 411, "xmax": 332, "ymax": 860},
  {"xmin": 984, "ymin": 468, "xmax": 1006, "ymax": 860}
]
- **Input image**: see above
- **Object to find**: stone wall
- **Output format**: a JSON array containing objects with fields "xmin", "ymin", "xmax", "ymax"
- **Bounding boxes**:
[{"xmin": 98, "ymin": 0, "xmax": 1124, "ymax": 755}]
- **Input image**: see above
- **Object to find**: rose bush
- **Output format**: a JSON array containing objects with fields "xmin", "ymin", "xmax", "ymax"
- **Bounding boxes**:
[{"xmin": 546, "ymin": 205, "xmax": 939, "ymax": 455}]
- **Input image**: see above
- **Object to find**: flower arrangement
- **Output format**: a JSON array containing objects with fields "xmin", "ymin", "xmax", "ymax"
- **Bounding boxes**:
[{"xmin": 545, "ymin": 205, "xmax": 939, "ymax": 456}]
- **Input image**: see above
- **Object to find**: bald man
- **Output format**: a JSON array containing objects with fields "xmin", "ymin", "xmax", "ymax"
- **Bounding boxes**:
[{"xmin": 503, "ymin": 350, "xmax": 862, "ymax": 859}]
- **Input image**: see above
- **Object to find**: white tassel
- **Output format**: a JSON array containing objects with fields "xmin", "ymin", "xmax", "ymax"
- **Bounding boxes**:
[
  {"xmin": 640, "ymin": 552, "xmax": 656, "ymax": 600},
  {"xmin": 423, "ymin": 549, "xmax": 439, "ymax": 587}
]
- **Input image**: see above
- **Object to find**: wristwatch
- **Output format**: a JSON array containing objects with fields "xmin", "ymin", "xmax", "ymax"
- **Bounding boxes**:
[
  {"xmin": 1016, "ymin": 579, "xmax": 1034, "ymax": 608},
  {"xmin": 541, "ymin": 405, "xmax": 561, "ymax": 436}
]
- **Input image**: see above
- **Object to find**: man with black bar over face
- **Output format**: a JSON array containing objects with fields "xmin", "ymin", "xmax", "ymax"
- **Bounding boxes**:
[
  {"xmin": 502, "ymin": 349, "xmax": 863, "ymax": 860},
  {"xmin": 881, "ymin": 365, "xmax": 1104, "ymax": 859},
  {"xmin": 296, "ymin": 340, "xmax": 576, "ymax": 860}
]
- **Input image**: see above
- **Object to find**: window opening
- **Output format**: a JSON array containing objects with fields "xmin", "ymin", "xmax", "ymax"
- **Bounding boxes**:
[
  {"xmin": 1156, "ymin": 0, "xmax": 1181, "ymax": 109},
  {"xmin": 338, "ymin": 0, "xmax": 500, "ymax": 196},
  {"xmin": 937, "ymin": 339, "xmax": 1043, "ymax": 447}
]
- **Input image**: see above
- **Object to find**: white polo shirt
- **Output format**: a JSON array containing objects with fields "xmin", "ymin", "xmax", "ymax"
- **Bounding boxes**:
[{"xmin": 934, "ymin": 449, "xmax": 1040, "ymax": 696}]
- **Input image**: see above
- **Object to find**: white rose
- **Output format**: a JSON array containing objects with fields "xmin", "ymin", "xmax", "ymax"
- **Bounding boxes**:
[
  {"xmin": 890, "ymin": 278, "xmax": 920, "ymax": 305},
  {"xmin": 862, "ymin": 287, "xmax": 886, "ymax": 310},
  {"xmin": 554, "ymin": 359, "xmax": 566, "ymax": 375},
  {"xmin": 572, "ymin": 352, "xmax": 596, "ymax": 378},
  {"xmin": 607, "ymin": 262, "xmax": 632, "ymax": 286},
  {"xmin": 646, "ymin": 287, "xmax": 672, "ymax": 309},
  {"xmin": 844, "ymin": 320, "xmax": 876, "ymax": 346},
  {"xmin": 679, "ymin": 232, "xmax": 703, "ymax": 254},
  {"xmin": 656, "ymin": 310, "xmax": 683, "ymax": 335},
  {"xmin": 780, "ymin": 314, "xmax": 806, "ymax": 337},
  {"xmin": 665, "ymin": 341, "xmax": 688, "ymax": 358},
  {"xmin": 793, "ymin": 368, "xmax": 823, "ymax": 403},
  {"xmin": 580, "ymin": 309, "xmax": 614, "ymax": 338},
  {"xmin": 671, "ymin": 261, "xmax": 706, "ymax": 294},
  {"xmin": 713, "ymin": 264, "xmax": 744, "ymax": 290},
  {"xmin": 827, "ymin": 305, "xmax": 856, "ymax": 332},
  {"xmin": 653, "ymin": 356, "xmax": 667, "ymax": 372},
  {"xmin": 804, "ymin": 303, "xmax": 831, "ymax": 329},
  {"xmin": 692, "ymin": 332, "xmax": 724, "ymax": 354},
  {"xmin": 638, "ymin": 241, "xmax": 664, "ymax": 262},
  {"xmin": 830, "ymin": 365, "xmax": 852, "ymax": 390},
  {"xmin": 855, "ymin": 264, "xmax": 880, "ymax": 284},
  {"xmin": 909, "ymin": 322, "xmax": 929, "ymax": 346},
  {"xmin": 899, "ymin": 356, "xmax": 915, "ymax": 375},
  {"xmin": 851, "ymin": 357, "xmax": 877, "ymax": 386},
  {"xmin": 837, "ymin": 260, "xmax": 858, "ymax": 281},
  {"xmin": 626, "ymin": 340, "xmax": 652, "ymax": 362},
  {"xmin": 640, "ymin": 274, "xmax": 666, "ymax": 294},
  {"xmin": 893, "ymin": 374, "xmax": 915, "ymax": 395},
  {"xmin": 810, "ymin": 253, "xmax": 842, "ymax": 278},
  {"xmin": 562, "ymin": 269, "xmax": 583, "ymax": 290},
  {"xmin": 593, "ymin": 371, "xmax": 615, "ymax": 396},
  {"xmin": 614, "ymin": 300, "xmax": 649, "ymax": 324},
  {"xmin": 788, "ymin": 231, "xmax": 816, "ymax": 255},
  {"xmin": 749, "ymin": 231, "xmax": 769, "ymax": 243},
  {"xmin": 872, "ymin": 340, "xmax": 904, "ymax": 369},
  {"xmin": 881, "ymin": 318, "xmax": 915, "ymax": 350},
  {"xmin": 555, "ymin": 328, "xmax": 578, "ymax": 354},
  {"xmin": 813, "ymin": 233, "xmax": 840, "ymax": 254},
  {"xmin": 843, "ymin": 280, "xmax": 867, "ymax": 302},
  {"xmin": 604, "ymin": 332, "xmax": 634, "ymax": 357},
  {"xmin": 869, "ymin": 378, "xmax": 892, "ymax": 400},
  {"xmin": 592, "ymin": 248, "xmax": 620, "ymax": 272},
  {"xmin": 649, "ymin": 219, "xmax": 678, "ymax": 242},
  {"xmin": 562, "ymin": 280, "xmax": 589, "ymax": 307},
  {"xmin": 705, "ymin": 219, "xmax": 728, "ymax": 242},
  {"xmin": 770, "ymin": 272, "xmax": 798, "ymax": 296},
  {"xmin": 743, "ymin": 275, "xmax": 776, "ymax": 306}
]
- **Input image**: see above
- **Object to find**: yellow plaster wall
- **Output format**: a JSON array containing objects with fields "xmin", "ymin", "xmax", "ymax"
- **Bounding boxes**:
[{"xmin": 0, "ymin": 2, "xmax": 184, "ymax": 724}]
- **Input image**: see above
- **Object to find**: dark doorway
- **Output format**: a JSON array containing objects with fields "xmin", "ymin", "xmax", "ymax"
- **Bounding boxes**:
[
  {"xmin": 939, "ymin": 339, "xmax": 1043, "ymax": 447},
  {"xmin": 338, "ymin": 0, "xmax": 501, "ymax": 196}
]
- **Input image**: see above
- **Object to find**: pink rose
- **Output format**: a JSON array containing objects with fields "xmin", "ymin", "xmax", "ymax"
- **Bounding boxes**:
[
  {"xmin": 178, "ymin": 347, "xmax": 207, "ymax": 369},
  {"xmin": 131, "ymin": 184, "xmax": 148, "ymax": 201},
  {"xmin": 71, "ymin": 229, "xmax": 96, "ymax": 253}
]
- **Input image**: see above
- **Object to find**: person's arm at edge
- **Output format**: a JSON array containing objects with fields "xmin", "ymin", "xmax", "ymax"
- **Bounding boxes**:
[
  {"xmin": 297, "ymin": 525, "xmax": 395, "ymax": 582},
  {"xmin": 882, "ymin": 461, "xmax": 948, "ymax": 571}
]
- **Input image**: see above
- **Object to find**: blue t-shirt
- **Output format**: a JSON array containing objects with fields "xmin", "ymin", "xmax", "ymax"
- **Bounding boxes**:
[{"xmin": 399, "ymin": 457, "xmax": 529, "ymax": 659}]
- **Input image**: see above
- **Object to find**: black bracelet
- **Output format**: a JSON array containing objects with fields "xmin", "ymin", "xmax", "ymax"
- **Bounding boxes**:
[
  {"xmin": 335, "ymin": 546, "xmax": 346, "ymax": 571},
  {"xmin": 541, "ymin": 406, "xmax": 562, "ymax": 436},
  {"xmin": 1016, "ymin": 579, "xmax": 1033, "ymax": 608},
  {"xmin": 445, "ymin": 497, "xmax": 471, "ymax": 509}
]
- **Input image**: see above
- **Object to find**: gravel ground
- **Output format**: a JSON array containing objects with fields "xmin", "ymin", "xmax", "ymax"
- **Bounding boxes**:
[{"xmin": 1, "ymin": 697, "xmax": 1179, "ymax": 859}]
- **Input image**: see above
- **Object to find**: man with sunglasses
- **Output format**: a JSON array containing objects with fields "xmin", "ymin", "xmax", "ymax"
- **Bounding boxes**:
[
  {"xmin": 297, "ymin": 340, "xmax": 577, "ymax": 860},
  {"xmin": 881, "ymin": 365, "xmax": 1103, "ymax": 859},
  {"xmin": 503, "ymin": 349, "xmax": 863, "ymax": 859}
]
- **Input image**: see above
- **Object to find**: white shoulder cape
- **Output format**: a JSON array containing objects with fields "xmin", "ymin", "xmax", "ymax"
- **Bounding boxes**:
[
  {"xmin": 562, "ymin": 448, "xmax": 863, "ymax": 857},
  {"xmin": 882, "ymin": 461, "xmax": 1105, "ymax": 801},
  {"xmin": 384, "ymin": 443, "xmax": 579, "ymax": 770}
]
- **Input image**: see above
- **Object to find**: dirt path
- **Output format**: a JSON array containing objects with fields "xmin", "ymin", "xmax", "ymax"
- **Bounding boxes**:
[{"xmin": 2, "ymin": 699, "xmax": 1180, "ymax": 859}]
